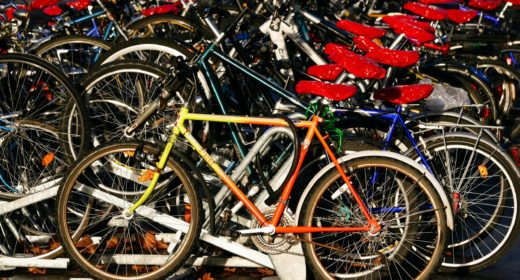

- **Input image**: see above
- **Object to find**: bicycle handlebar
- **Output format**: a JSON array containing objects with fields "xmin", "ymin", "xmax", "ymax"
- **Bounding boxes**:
[{"xmin": 215, "ymin": 8, "xmax": 249, "ymax": 44}]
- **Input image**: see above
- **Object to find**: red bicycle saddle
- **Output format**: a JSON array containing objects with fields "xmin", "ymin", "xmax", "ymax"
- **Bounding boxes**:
[
  {"xmin": 373, "ymin": 84, "xmax": 434, "ymax": 104},
  {"xmin": 307, "ymin": 64, "xmax": 343, "ymax": 81},
  {"xmin": 383, "ymin": 17, "xmax": 436, "ymax": 43},
  {"xmin": 65, "ymin": 0, "xmax": 91, "ymax": 11},
  {"xmin": 419, "ymin": 0, "xmax": 463, "ymax": 4},
  {"xmin": 382, "ymin": 15, "xmax": 435, "ymax": 32},
  {"xmin": 31, "ymin": 0, "xmax": 59, "ymax": 9},
  {"xmin": 366, "ymin": 48, "xmax": 420, "ymax": 68},
  {"xmin": 43, "ymin": 5, "xmax": 63, "ymax": 16},
  {"xmin": 468, "ymin": 0, "xmax": 503, "ymax": 10},
  {"xmin": 403, "ymin": 2, "xmax": 448, "ymax": 20},
  {"xmin": 324, "ymin": 43, "xmax": 387, "ymax": 79},
  {"xmin": 446, "ymin": 9, "xmax": 479, "ymax": 23},
  {"xmin": 336, "ymin": 19, "xmax": 387, "ymax": 39},
  {"xmin": 353, "ymin": 36, "xmax": 420, "ymax": 67},
  {"xmin": 141, "ymin": 2, "xmax": 183, "ymax": 17},
  {"xmin": 353, "ymin": 36, "xmax": 382, "ymax": 52},
  {"xmin": 295, "ymin": 81, "xmax": 357, "ymax": 101}
]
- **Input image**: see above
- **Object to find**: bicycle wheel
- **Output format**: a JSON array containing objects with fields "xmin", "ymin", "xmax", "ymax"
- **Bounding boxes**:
[
  {"xmin": 0, "ymin": 53, "xmax": 89, "ymax": 261},
  {"xmin": 124, "ymin": 14, "xmax": 208, "ymax": 44},
  {"xmin": 33, "ymin": 35, "xmax": 112, "ymax": 80},
  {"xmin": 0, "ymin": 53, "xmax": 89, "ymax": 199},
  {"xmin": 82, "ymin": 61, "xmax": 168, "ymax": 145},
  {"xmin": 301, "ymin": 156, "xmax": 447, "ymax": 279},
  {"xmin": 408, "ymin": 133, "xmax": 520, "ymax": 272},
  {"xmin": 474, "ymin": 59, "xmax": 520, "ymax": 119},
  {"xmin": 57, "ymin": 142, "xmax": 202, "ymax": 280}
]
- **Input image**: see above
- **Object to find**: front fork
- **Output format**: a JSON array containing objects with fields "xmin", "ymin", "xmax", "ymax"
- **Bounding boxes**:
[{"xmin": 128, "ymin": 125, "xmax": 181, "ymax": 213}]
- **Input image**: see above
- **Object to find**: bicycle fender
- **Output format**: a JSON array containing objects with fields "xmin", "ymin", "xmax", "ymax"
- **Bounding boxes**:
[{"xmin": 294, "ymin": 150, "xmax": 455, "ymax": 230}]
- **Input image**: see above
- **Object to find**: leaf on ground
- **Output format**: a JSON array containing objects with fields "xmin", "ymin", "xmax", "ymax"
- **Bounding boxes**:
[
  {"xmin": 28, "ymin": 267, "xmax": 46, "ymax": 275},
  {"xmin": 202, "ymin": 272, "xmax": 215, "ymax": 280}
]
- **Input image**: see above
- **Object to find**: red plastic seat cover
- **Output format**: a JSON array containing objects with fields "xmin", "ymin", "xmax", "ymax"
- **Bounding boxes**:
[
  {"xmin": 353, "ymin": 36, "xmax": 382, "ymax": 52},
  {"xmin": 374, "ymin": 84, "xmax": 434, "ymax": 104},
  {"xmin": 353, "ymin": 36, "xmax": 420, "ymax": 67},
  {"xmin": 307, "ymin": 64, "xmax": 343, "ymax": 81},
  {"xmin": 468, "ymin": 0, "xmax": 503, "ymax": 10},
  {"xmin": 142, "ymin": 3, "xmax": 183, "ymax": 17},
  {"xmin": 365, "ymin": 48, "xmax": 420, "ymax": 68},
  {"xmin": 446, "ymin": 9, "xmax": 479, "ymax": 23},
  {"xmin": 403, "ymin": 2, "xmax": 448, "ymax": 20},
  {"xmin": 382, "ymin": 16, "xmax": 435, "ymax": 32},
  {"xmin": 388, "ymin": 21, "xmax": 436, "ymax": 43},
  {"xmin": 43, "ymin": 5, "xmax": 63, "ymax": 16},
  {"xmin": 419, "ymin": 0, "xmax": 463, "ymax": 4},
  {"xmin": 295, "ymin": 81, "xmax": 357, "ymax": 101},
  {"xmin": 31, "ymin": 0, "xmax": 60, "ymax": 9},
  {"xmin": 6, "ymin": 5, "xmax": 28, "ymax": 21},
  {"xmin": 65, "ymin": 0, "xmax": 91, "ymax": 11},
  {"xmin": 336, "ymin": 19, "xmax": 386, "ymax": 39},
  {"xmin": 324, "ymin": 43, "xmax": 387, "ymax": 79}
]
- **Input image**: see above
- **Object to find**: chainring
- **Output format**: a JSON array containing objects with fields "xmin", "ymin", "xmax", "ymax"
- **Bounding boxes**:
[{"xmin": 250, "ymin": 208, "xmax": 296, "ymax": 254}]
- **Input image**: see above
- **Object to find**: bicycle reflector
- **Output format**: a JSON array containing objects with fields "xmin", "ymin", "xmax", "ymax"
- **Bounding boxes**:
[
  {"xmin": 478, "ymin": 164, "xmax": 489, "ymax": 178},
  {"xmin": 42, "ymin": 152, "xmax": 55, "ymax": 167}
]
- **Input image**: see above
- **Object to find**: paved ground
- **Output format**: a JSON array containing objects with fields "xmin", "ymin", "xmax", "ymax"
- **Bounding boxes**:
[{"xmin": 3, "ymin": 238, "xmax": 520, "ymax": 280}]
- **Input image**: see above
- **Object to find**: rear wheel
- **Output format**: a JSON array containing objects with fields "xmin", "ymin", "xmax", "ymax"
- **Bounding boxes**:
[
  {"xmin": 301, "ymin": 156, "xmax": 447, "ymax": 279},
  {"xmin": 408, "ymin": 133, "xmax": 520, "ymax": 272}
]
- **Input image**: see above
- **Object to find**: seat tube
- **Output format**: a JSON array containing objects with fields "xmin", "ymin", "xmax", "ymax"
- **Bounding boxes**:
[{"xmin": 271, "ymin": 116, "xmax": 320, "ymax": 225}]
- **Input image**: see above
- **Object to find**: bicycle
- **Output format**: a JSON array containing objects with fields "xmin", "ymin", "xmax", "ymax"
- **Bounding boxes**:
[
  {"xmin": 56, "ymin": 9, "xmax": 451, "ymax": 280},
  {"xmin": 57, "ymin": 101, "xmax": 449, "ymax": 279}
]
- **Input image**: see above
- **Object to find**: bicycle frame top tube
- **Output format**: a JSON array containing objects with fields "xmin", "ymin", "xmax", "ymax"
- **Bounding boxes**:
[
  {"xmin": 357, "ymin": 107, "xmax": 434, "ymax": 173},
  {"xmin": 196, "ymin": 43, "xmax": 308, "ymax": 111},
  {"xmin": 129, "ymin": 107, "xmax": 379, "ymax": 234}
]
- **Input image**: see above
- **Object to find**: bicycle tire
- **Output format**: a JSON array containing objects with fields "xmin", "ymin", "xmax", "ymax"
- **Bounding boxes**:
[
  {"xmin": 81, "ymin": 60, "xmax": 172, "ymax": 145},
  {"xmin": 0, "ymin": 53, "xmax": 90, "ymax": 199},
  {"xmin": 301, "ymin": 156, "xmax": 447, "ymax": 279},
  {"xmin": 33, "ymin": 35, "xmax": 112, "ymax": 79},
  {"xmin": 408, "ymin": 133, "xmax": 520, "ymax": 272},
  {"xmin": 56, "ymin": 142, "xmax": 202, "ymax": 280},
  {"xmin": 474, "ymin": 59, "xmax": 520, "ymax": 119},
  {"xmin": 0, "ymin": 53, "xmax": 90, "ymax": 261}
]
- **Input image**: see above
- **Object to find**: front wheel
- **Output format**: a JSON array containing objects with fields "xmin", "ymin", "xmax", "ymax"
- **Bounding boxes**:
[
  {"xmin": 301, "ymin": 156, "xmax": 447, "ymax": 279},
  {"xmin": 56, "ymin": 142, "xmax": 202, "ymax": 280}
]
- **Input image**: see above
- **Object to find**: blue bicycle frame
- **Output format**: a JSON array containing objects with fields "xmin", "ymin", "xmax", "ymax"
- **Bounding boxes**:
[{"xmin": 351, "ymin": 106, "xmax": 435, "ymax": 173}]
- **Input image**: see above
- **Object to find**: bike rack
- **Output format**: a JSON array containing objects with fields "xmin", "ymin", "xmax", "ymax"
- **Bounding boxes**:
[{"xmin": 0, "ymin": 188, "xmax": 305, "ymax": 279}]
